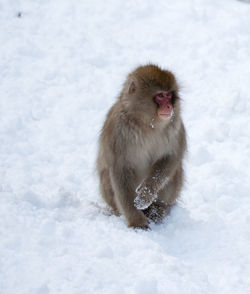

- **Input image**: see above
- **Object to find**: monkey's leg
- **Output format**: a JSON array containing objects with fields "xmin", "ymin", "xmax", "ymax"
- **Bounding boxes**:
[
  {"xmin": 110, "ymin": 167, "xmax": 149, "ymax": 229},
  {"xmin": 100, "ymin": 169, "xmax": 120, "ymax": 216}
]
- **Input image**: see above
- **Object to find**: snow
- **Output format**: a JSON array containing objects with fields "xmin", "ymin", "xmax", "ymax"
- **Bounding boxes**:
[
  {"xmin": 1, "ymin": 0, "xmax": 250, "ymax": 293},
  {"xmin": 134, "ymin": 183, "xmax": 158, "ymax": 210},
  {"xmin": 150, "ymin": 118, "xmax": 155, "ymax": 129}
]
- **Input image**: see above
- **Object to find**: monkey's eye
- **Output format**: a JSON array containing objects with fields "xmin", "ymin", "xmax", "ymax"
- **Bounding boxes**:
[{"xmin": 158, "ymin": 93, "xmax": 163, "ymax": 98}]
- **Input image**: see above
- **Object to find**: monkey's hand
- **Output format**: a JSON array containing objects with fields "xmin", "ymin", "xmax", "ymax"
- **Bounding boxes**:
[{"xmin": 134, "ymin": 182, "xmax": 158, "ymax": 210}]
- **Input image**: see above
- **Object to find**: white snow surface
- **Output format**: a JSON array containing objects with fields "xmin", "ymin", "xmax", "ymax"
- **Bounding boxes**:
[{"xmin": 1, "ymin": 0, "xmax": 250, "ymax": 293}]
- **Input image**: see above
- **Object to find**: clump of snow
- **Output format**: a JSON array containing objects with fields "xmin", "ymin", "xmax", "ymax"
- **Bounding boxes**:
[
  {"xmin": 150, "ymin": 118, "xmax": 155, "ymax": 128},
  {"xmin": 170, "ymin": 109, "xmax": 175, "ymax": 122},
  {"xmin": 1, "ymin": 0, "xmax": 250, "ymax": 293}
]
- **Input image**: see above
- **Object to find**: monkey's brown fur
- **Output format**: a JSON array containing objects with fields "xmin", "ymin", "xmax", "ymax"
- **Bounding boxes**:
[{"xmin": 97, "ymin": 64, "xmax": 187, "ymax": 229}]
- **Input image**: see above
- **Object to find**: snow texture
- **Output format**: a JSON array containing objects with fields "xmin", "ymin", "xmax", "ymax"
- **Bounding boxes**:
[
  {"xmin": 1, "ymin": 0, "xmax": 250, "ymax": 293},
  {"xmin": 134, "ymin": 183, "xmax": 158, "ymax": 210},
  {"xmin": 150, "ymin": 118, "xmax": 155, "ymax": 128}
]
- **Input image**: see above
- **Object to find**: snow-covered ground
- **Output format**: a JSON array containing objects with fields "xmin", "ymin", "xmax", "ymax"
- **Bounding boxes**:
[{"xmin": 1, "ymin": 0, "xmax": 250, "ymax": 293}]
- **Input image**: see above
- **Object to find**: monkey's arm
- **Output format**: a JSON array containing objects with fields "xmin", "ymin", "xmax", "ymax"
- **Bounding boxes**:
[
  {"xmin": 110, "ymin": 164, "xmax": 149, "ymax": 229},
  {"xmin": 134, "ymin": 155, "xmax": 180, "ymax": 209}
]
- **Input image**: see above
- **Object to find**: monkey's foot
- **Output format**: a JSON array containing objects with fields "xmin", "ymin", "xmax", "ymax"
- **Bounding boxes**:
[
  {"xmin": 127, "ymin": 211, "xmax": 149, "ymax": 229},
  {"xmin": 133, "ymin": 224, "xmax": 151, "ymax": 230},
  {"xmin": 134, "ymin": 184, "xmax": 157, "ymax": 210},
  {"xmin": 143, "ymin": 202, "xmax": 170, "ymax": 223}
]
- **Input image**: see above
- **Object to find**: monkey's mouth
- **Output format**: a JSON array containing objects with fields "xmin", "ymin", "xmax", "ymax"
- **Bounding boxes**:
[{"xmin": 158, "ymin": 109, "xmax": 174, "ymax": 120}]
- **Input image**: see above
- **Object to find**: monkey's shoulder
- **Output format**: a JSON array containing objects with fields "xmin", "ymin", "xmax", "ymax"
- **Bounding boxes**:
[
  {"xmin": 104, "ymin": 105, "xmax": 142, "ymax": 136},
  {"xmin": 99, "ymin": 105, "xmax": 135, "ymax": 152}
]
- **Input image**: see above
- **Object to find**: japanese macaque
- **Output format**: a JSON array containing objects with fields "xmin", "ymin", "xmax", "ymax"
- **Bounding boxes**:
[{"xmin": 97, "ymin": 64, "xmax": 187, "ymax": 229}]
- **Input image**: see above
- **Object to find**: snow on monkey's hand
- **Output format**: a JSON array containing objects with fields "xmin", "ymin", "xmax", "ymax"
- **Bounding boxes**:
[{"xmin": 134, "ymin": 182, "xmax": 158, "ymax": 210}]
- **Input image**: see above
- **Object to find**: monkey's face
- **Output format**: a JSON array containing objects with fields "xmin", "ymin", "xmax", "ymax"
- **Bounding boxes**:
[
  {"xmin": 154, "ymin": 91, "xmax": 175, "ymax": 120},
  {"xmin": 135, "ymin": 86, "xmax": 179, "ymax": 123}
]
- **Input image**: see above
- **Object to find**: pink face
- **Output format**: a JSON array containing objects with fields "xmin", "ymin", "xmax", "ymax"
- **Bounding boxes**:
[{"xmin": 154, "ymin": 91, "xmax": 173, "ymax": 120}]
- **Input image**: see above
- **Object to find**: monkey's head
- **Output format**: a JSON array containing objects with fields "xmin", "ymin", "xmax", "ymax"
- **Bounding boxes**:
[{"xmin": 122, "ymin": 64, "xmax": 181, "ymax": 125}]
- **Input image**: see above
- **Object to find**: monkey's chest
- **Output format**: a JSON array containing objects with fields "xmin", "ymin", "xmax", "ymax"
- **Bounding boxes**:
[{"xmin": 128, "ymin": 134, "xmax": 174, "ymax": 176}]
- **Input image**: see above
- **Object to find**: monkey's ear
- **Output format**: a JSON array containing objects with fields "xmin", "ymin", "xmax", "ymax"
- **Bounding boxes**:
[
  {"xmin": 124, "ymin": 77, "xmax": 138, "ymax": 95},
  {"xmin": 128, "ymin": 81, "xmax": 136, "ymax": 94}
]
